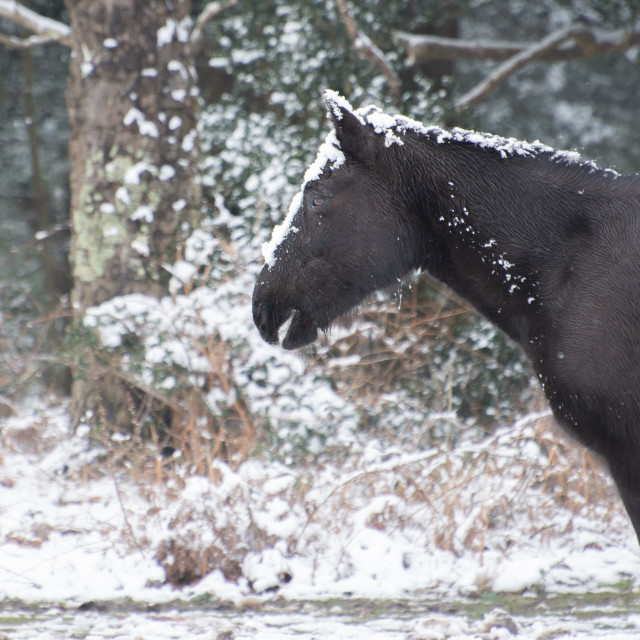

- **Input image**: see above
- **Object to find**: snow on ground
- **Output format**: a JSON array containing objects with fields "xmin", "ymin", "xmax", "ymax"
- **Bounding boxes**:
[
  {"xmin": 1, "ymin": 399, "xmax": 639, "ymax": 608},
  {"xmin": 4, "ymin": 599, "xmax": 640, "ymax": 640}
]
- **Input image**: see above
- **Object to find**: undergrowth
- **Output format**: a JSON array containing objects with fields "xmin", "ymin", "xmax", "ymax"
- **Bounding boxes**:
[
  {"xmin": 143, "ymin": 410, "xmax": 622, "ymax": 589},
  {"xmin": 54, "ymin": 402, "xmax": 623, "ymax": 589}
]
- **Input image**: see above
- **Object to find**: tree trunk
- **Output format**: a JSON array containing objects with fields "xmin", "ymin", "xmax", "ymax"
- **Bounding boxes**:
[
  {"xmin": 64, "ymin": 0, "xmax": 201, "ymax": 427},
  {"xmin": 65, "ymin": 0, "xmax": 200, "ymax": 308}
]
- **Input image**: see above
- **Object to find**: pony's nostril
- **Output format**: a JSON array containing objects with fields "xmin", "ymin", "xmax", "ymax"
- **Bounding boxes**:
[
  {"xmin": 253, "ymin": 300, "xmax": 268, "ymax": 331},
  {"xmin": 252, "ymin": 296, "xmax": 282, "ymax": 345},
  {"xmin": 258, "ymin": 308, "xmax": 270, "ymax": 334}
]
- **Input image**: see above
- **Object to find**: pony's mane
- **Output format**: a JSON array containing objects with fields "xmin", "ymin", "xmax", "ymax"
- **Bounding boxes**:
[{"xmin": 324, "ymin": 90, "xmax": 623, "ymax": 177}]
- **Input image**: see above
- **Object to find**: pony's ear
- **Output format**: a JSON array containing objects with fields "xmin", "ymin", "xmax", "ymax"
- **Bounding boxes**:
[{"xmin": 323, "ymin": 90, "xmax": 377, "ymax": 163}]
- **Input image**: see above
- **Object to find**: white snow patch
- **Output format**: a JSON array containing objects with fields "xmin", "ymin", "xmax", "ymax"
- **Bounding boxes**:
[
  {"xmin": 123, "ymin": 108, "xmax": 160, "ymax": 138},
  {"xmin": 157, "ymin": 20, "xmax": 176, "ymax": 47},
  {"xmin": 80, "ymin": 61, "xmax": 94, "ymax": 77},
  {"xmin": 124, "ymin": 161, "xmax": 157, "ymax": 185},
  {"xmin": 131, "ymin": 240, "xmax": 150, "ymax": 257},
  {"xmin": 104, "ymin": 225, "xmax": 120, "ymax": 239},
  {"xmin": 159, "ymin": 164, "xmax": 176, "ymax": 181},
  {"xmin": 165, "ymin": 259, "xmax": 197, "ymax": 286},
  {"xmin": 261, "ymin": 192, "xmax": 302, "ymax": 268},
  {"xmin": 366, "ymin": 110, "xmax": 404, "ymax": 147},
  {"xmin": 116, "ymin": 186, "xmax": 131, "ymax": 205},
  {"xmin": 156, "ymin": 17, "xmax": 191, "ymax": 47},
  {"xmin": 167, "ymin": 59, "xmax": 189, "ymax": 80},
  {"xmin": 261, "ymin": 129, "xmax": 345, "ymax": 268},
  {"xmin": 100, "ymin": 202, "xmax": 116, "ymax": 214},
  {"xmin": 131, "ymin": 206, "xmax": 154, "ymax": 223},
  {"xmin": 323, "ymin": 88, "xmax": 364, "ymax": 124},
  {"xmin": 242, "ymin": 548, "xmax": 290, "ymax": 593},
  {"xmin": 181, "ymin": 128, "xmax": 197, "ymax": 153},
  {"xmin": 208, "ymin": 56, "xmax": 229, "ymax": 68},
  {"xmin": 322, "ymin": 91, "xmax": 602, "ymax": 164},
  {"xmin": 184, "ymin": 229, "xmax": 217, "ymax": 265},
  {"xmin": 175, "ymin": 16, "xmax": 192, "ymax": 43},
  {"xmin": 172, "ymin": 198, "xmax": 187, "ymax": 212},
  {"xmin": 232, "ymin": 49, "xmax": 264, "ymax": 65}
]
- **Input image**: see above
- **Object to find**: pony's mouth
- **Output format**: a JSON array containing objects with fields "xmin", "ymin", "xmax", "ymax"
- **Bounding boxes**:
[
  {"xmin": 280, "ymin": 309, "xmax": 318, "ymax": 350},
  {"xmin": 253, "ymin": 297, "xmax": 319, "ymax": 350}
]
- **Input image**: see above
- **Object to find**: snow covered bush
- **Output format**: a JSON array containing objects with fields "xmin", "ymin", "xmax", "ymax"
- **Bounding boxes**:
[{"xmin": 69, "ymin": 210, "xmax": 362, "ymax": 466}]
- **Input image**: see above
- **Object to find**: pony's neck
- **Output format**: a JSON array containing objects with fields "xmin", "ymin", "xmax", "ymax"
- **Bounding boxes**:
[{"xmin": 407, "ymin": 140, "xmax": 583, "ymax": 348}]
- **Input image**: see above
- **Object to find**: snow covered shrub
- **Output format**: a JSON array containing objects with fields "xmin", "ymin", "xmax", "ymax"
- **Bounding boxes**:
[
  {"xmin": 69, "ymin": 216, "xmax": 363, "ymax": 468},
  {"xmin": 153, "ymin": 461, "xmax": 303, "ymax": 588},
  {"xmin": 69, "ymin": 245, "xmax": 257, "ymax": 467},
  {"xmin": 139, "ymin": 410, "xmax": 624, "ymax": 593}
]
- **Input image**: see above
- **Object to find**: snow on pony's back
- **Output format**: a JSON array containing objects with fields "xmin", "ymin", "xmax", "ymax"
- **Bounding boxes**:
[{"xmin": 261, "ymin": 89, "xmax": 590, "ymax": 269}]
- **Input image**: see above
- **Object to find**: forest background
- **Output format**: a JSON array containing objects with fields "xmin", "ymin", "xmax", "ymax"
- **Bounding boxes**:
[{"xmin": 1, "ymin": 0, "xmax": 640, "ymax": 597}]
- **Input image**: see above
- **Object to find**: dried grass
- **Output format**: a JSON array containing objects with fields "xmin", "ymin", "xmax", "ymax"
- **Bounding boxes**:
[
  {"xmin": 288, "ymin": 411, "xmax": 621, "ymax": 559},
  {"xmin": 69, "ymin": 316, "xmax": 258, "ymax": 474}
]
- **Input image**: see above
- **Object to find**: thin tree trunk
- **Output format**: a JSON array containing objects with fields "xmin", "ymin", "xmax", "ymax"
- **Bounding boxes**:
[{"xmin": 21, "ymin": 45, "xmax": 72, "ymax": 393}]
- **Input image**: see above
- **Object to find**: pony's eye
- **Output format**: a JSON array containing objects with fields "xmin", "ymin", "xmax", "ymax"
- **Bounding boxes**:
[{"xmin": 311, "ymin": 196, "xmax": 327, "ymax": 207}]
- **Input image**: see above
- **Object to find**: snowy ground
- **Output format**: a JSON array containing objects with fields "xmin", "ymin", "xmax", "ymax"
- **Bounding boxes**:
[
  {"xmin": 1, "ymin": 400, "xmax": 640, "ymax": 638},
  {"xmin": 4, "ymin": 594, "xmax": 640, "ymax": 639}
]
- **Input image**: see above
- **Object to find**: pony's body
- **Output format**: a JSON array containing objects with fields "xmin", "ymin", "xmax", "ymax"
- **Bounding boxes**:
[{"xmin": 253, "ymin": 91, "xmax": 640, "ymax": 543}]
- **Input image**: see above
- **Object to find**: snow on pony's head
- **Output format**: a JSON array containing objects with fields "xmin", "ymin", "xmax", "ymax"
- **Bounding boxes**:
[
  {"xmin": 261, "ymin": 93, "xmax": 351, "ymax": 269},
  {"xmin": 260, "ymin": 90, "xmax": 418, "ymax": 269}
]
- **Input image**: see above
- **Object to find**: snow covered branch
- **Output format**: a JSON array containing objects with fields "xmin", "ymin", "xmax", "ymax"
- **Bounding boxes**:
[
  {"xmin": 456, "ymin": 25, "xmax": 590, "ymax": 110},
  {"xmin": 334, "ymin": 0, "xmax": 401, "ymax": 104},
  {"xmin": 0, "ymin": 0, "xmax": 71, "ymax": 48},
  {"xmin": 395, "ymin": 24, "xmax": 640, "ymax": 66},
  {"xmin": 396, "ymin": 23, "xmax": 640, "ymax": 111},
  {"xmin": 394, "ymin": 31, "xmax": 526, "ymax": 65}
]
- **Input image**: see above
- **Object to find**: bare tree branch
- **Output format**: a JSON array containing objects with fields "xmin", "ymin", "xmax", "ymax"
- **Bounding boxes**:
[
  {"xmin": 0, "ymin": 0, "xmax": 71, "ymax": 48},
  {"xmin": 395, "ymin": 25, "xmax": 640, "ymax": 66},
  {"xmin": 0, "ymin": 0, "xmax": 238, "ymax": 53},
  {"xmin": 191, "ymin": 0, "xmax": 237, "ymax": 55},
  {"xmin": 394, "ymin": 31, "xmax": 526, "ymax": 64},
  {"xmin": 0, "ymin": 31, "xmax": 66, "ymax": 49},
  {"xmin": 456, "ymin": 25, "xmax": 593, "ymax": 111},
  {"xmin": 334, "ymin": 0, "xmax": 402, "ymax": 105}
]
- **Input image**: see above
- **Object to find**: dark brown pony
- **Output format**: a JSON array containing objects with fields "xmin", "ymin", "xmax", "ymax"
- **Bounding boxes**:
[{"xmin": 253, "ymin": 90, "xmax": 640, "ymax": 544}]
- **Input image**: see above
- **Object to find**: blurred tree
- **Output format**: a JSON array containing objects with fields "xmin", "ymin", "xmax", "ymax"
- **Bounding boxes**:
[
  {"xmin": 0, "ymin": 2, "xmax": 70, "ymax": 400},
  {"xmin": 64, "ymin": 0, "xmax": 201, "ymax": 308},
  {"xmin": 0, "ymin": 0, "xmax": 230, "ymax": 427}
]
